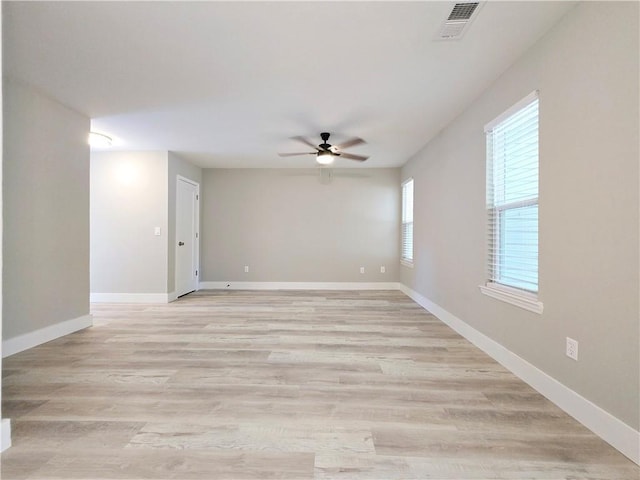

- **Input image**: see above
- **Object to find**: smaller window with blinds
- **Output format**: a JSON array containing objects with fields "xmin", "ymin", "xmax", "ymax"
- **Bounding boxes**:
[
  {"xmin": 480, "ymin": 91, "xmax": 543, "ymax": 314},
  {"xmin": 401, "ymin": 178, "xmax": 414, "ymax": 266}
]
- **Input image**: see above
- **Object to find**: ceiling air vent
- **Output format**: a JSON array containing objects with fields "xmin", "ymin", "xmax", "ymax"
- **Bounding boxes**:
[
  {"xmin": 437, "ymin": 2, "xmax": 481, "ymax": 40},
  {"xmin": 448, "ymin": 2, "xmax": 479, "ymax": 21}
]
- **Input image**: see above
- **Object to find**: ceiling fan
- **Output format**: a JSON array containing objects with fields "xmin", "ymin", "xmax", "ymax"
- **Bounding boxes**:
[{"xmin": 278, "ymin": 132, "xmax": 368, "ymax": 165}]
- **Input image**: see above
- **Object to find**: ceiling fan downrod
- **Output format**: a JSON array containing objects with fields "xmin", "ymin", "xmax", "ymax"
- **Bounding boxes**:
[{"xmin": 319, "ymin": 132, "xmax": 332, "ymax": 151}]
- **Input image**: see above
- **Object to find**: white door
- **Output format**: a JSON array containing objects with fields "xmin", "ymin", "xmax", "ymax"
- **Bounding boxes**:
[{"xmin": 176, "ymin": 177, "xmax": 199, "ymax": 297}]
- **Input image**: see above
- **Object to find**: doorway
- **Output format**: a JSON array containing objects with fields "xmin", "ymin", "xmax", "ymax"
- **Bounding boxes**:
[{"xmin": 175, "ymin": 176, "xmax": 199, "ymax": 297}]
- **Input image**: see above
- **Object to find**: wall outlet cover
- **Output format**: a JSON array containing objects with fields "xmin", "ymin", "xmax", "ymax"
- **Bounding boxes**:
[{"xmin": 566, "ymin": 337, "xmax": 579, "ymax": 361}]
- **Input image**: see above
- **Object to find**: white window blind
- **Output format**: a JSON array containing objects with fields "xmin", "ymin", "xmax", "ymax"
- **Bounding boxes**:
[
  {"xmin": 486, "ymin": 92, "xmax": 539, "ymax": 293},
  {"xmin": 401, "ymin": 178, "xmax": 414, "ymax": 263}
]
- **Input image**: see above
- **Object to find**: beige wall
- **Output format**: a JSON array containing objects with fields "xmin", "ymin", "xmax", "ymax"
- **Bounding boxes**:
[
  {"xmin": 0, "ymin": 0, "xmax": 4, "ymax": 433},
  {"xmin": 91, "ymin": 151, "xmax": 202, "ymax": 297},
  {"xmin": 201, "ymin": 168, "xmax": 400, "ymax": 283},
  {"xmin": 401, "ymin": 1, "xmax": 639, "ymax": 429},
  {"xmin": 90, "ymin": 151, "xmax": 168, "ymax": 295},
  {"xmin": 3, "ymin": 78, "xmax": 90, "ymax": 340}
]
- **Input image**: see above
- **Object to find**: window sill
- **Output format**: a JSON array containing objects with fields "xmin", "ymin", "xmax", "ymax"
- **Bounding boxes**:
[
  {"xmin": 479, "ymin": 282, "xmax": 543, "ymax": 314},
  {"xmin": 400, "ymin": 259, "xmax": 414, "ymax": 268}
]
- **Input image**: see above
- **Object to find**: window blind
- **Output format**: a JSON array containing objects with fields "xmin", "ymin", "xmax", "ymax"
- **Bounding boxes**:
[
  {"xmin": 486, "ymin": 93, "xmax": 539, "ymax": 293},
  {"xmin": 401, "ymin": 178, "xmax": 414, "ymax": 263}
]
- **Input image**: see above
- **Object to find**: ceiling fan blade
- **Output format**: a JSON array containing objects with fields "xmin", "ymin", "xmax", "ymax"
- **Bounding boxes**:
[
  {"xmin": 291, "ymin": 136, "xmax": 320, "ymax": 150},
  {"xmin": 278, "ymin": 152, "xmax": 316, "ymax": 157},
  {"xmin": 335, "ymin": 137, "xmax": 365, "ymax": 150},
  {"xmin": 340, "ymin": 152, "xmax": 369, "ymax": 162}
]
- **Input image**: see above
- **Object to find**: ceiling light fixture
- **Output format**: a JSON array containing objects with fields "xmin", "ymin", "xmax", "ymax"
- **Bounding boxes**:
[
  {"xmin": 316, "ymin": 150, "xmax": 335, "ymax": 165},
  {"xmin": 88, "ymin": 131, "xmax": 113, "ymax": 148}
]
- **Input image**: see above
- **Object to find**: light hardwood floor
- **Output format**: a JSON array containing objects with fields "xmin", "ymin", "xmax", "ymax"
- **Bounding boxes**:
[{"xmin": 1, "ymin": 290, "xmax": 638, "ymax": 479}]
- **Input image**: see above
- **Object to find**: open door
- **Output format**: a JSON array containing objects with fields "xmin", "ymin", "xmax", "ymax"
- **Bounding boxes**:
[{"xmin": 175, "ymin": 176, "xmax": 199, "ymax": 297}]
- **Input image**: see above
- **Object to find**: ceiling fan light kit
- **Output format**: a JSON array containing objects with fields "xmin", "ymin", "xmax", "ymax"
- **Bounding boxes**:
[
  {"xmin": 278, "ymin": 132, "xmax": 369, "ymax": 165},
  {"xmin": 316, "ymin": 150, "xmax": 335, "ymax": 165}
]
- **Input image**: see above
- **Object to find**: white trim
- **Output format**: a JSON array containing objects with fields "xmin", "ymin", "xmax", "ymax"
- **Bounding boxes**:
[
  {"xmin": 399, "ymin": 284, "xmax": 640, "ymax": 465},
  {"xmin": 0, "ymin": 419, "xmax": 11, "ymax": 452},
  {"xmin": 400, "ymin": 259, "xmax": 414, "ymax": 268},
  {"xmin": 176, "ymin": 175, "xmax": 199, "ymax": 188},
  {"xmin": 484, "ymin": 90, "xmax": 539, "ymax": 132},
  {"xmin": 90, "ymin": 293, "xmax": 173, "ymax": 303},
  {"xmin": 479, "ymin": 283, "xmax": 543, "ymax": 314},
  {"xmin": 199, "ymin": 281, "xmax": 401, "ymax": 291},
  {"xmin": 2, "ymin": 314, "xmax": 93, "ymax": 358}
]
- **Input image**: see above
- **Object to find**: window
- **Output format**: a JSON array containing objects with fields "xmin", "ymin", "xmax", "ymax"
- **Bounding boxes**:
[
  {"xmin": 401, "ymin": 178, "xmax": 414, "ymax": 265},
  {"xmin": 480, "ymin": 91, "xmax": 543, "ymax": 313}
]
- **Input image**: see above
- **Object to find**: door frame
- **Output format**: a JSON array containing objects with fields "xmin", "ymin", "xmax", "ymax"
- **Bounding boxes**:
[{"xmin": 175, "ymin": 175, "xmax": 200, "ymax": 297}]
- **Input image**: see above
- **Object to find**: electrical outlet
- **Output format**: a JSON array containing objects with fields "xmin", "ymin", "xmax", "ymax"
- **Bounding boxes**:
[
  {"xmin": 360, "ymin": 267, "xmax": 365, "ymax": 274},
  {"xmin": 244, "ymin": 265, "xmax": 249, "ymax": 273},
  {"xmin": 566, "ymin": 337, "xmax": 578, "ymax": 361},
  {"xmin": 380, "ymin": 266, "xmax": 386, "ymax": 273}
]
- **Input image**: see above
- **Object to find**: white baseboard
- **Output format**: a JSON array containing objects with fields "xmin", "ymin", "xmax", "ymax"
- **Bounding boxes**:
[
  {"xmin": 90, "ymin": 292, "xmax": 173, "ymax": 303},
  {"xmin": 0, "ymin": 418, "xmax": 10, "ymax": 452},
  {"xmin": 398, "ymin": 284, "xmax": 640, "ymax": 465},
  {"xmin": 199, "ymin": 281, "xmax": 401, "ymax": 291},
  {"xmin": 2, "ymin": 314, "xmax": 93, "ymax": 358}
]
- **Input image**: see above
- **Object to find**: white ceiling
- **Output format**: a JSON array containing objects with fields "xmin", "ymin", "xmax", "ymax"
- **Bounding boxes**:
[{"xmin": 3, "ymin": 1, "xmax": 575, "ymax": 168}]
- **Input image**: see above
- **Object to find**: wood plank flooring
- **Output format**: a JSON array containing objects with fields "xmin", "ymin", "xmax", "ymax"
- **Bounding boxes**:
[{"xmin": 1, "ymin": 290, "xmax": 638, "ymax": 479}]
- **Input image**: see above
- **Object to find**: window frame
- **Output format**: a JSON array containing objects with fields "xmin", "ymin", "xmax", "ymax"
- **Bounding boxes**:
[
  {"xmin": 480, "ymin": 91, "xmax": 543, "ymax": 314},
  {"xmin": 401, "ymin": 177, "xmax": 414, "ymax": 267}
]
